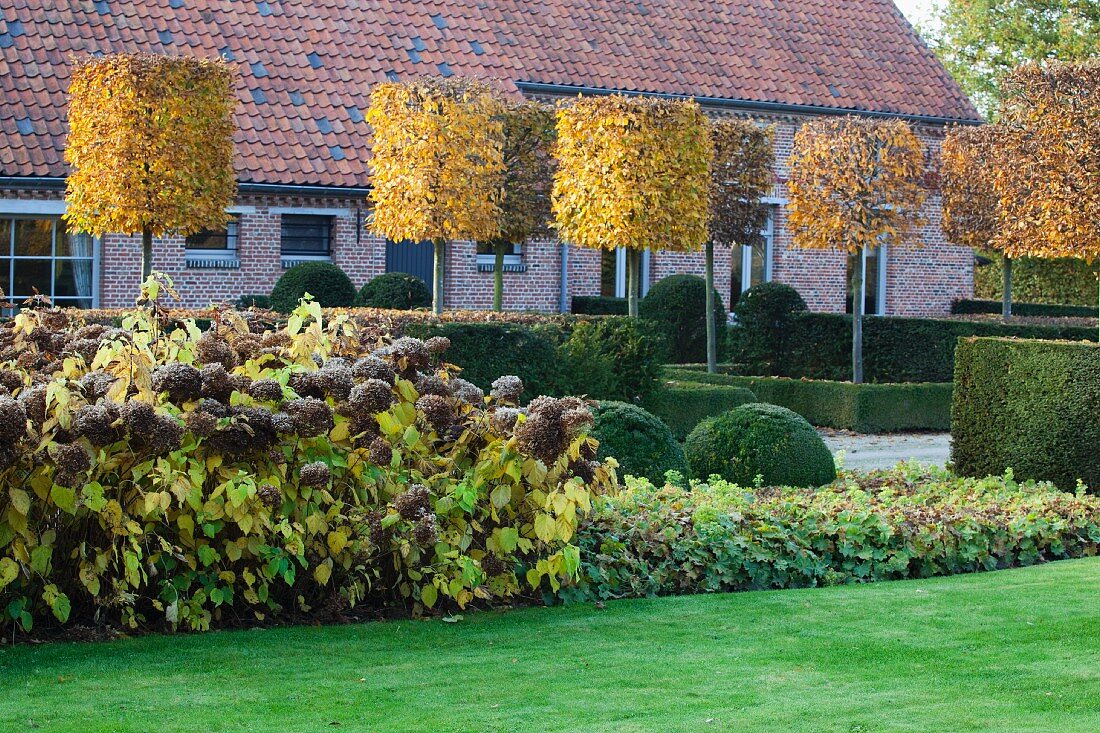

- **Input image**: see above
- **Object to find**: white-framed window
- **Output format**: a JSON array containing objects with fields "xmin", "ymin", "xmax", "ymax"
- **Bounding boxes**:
[
  {"xmin": 0, "ymin": 215, "xmax": 98, "ymax": 309},
  {"xmin": 280, "ymin": 213, "xmax": 334, "ymax": 268},
  {"xmin": 600, "ymin": 247, "xmax": 651, "ymax": 298},
  {"xmin": 185, "ymin": 215, "xmax": 241, "ymax": 269},
  {"xmin": 730, "ymin": 208, "xmax": 775, "ymax": 304},
  {"xmin": 847, "ymin": 244, "xmax": 887, "ymax": 316},
  {"xmin": 475, "ymin": 241, "xmax": 524, "ymax": 271}
]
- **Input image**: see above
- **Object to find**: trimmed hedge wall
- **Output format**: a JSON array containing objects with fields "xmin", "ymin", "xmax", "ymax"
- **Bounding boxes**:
[
  {"xmin": 730, "ymin": 312, "xmax": 1098, "ymax": 383},
  {"xmin": 645, "ymin": 381, "xmax": 757, "ymax": 440},
  {"xmin": 666, "ymin": 367, "xmax": 951, "ymax": 433},
  {"xmin": 952, "ymin": 337, "xmax": 1100, "ymax": 492},
  {"xmin": 572, "ymin": 296, "xmax": 628, "ymax": 315},
  {"xmin": 951, "ymin": 299, "xmax": 1098, "ymax": 319}
]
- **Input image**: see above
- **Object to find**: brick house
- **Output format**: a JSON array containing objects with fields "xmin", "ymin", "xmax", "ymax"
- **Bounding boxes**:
[{"xmin": 0, "ymin": 0, "xmax": 980, "ymax": 314}]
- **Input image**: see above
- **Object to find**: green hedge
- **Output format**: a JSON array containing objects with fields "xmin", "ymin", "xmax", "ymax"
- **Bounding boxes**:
[
  {"xmin": 952, "ymin": 337, "xmax": 1100, "ymax": 492},
  {"xmin": 666, "ymin": 367, "xmax": 951, "ymax": 433},
  {"xmin": 951, "ymin": 299, "xmax": 1098, "ymax": 319},
  {"xmin": 644, "ymin": 381, "xmax": 757, "ymax": 440},
  {"xmin": 562, "ymin": 467, "xmax": 1100, "ymax": 603},
  {"xmin": 572, "ymin": 296, "xmax": 628, "ymax": 315},
  {"xmin": 730, "ymin": 312, "xmax": 1097, "ymax": 383}
]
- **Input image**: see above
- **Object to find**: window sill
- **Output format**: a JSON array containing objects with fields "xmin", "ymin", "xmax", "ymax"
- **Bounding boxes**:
[
  {"xmin": 185, "ymin": 255, "xmax": 240, "ymax": 270},
  {"xmin": 282, "ymin": 255, "xmax": 332, "ymax": 269},
  {"xmin": 476, "ymin": 259, "xmax": 527, "ymax": 273}
]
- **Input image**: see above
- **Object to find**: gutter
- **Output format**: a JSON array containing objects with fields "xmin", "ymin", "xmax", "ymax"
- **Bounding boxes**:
[
  {"xmin": 515, "ymin": 82, "xmax": 984, "ymax": 127},
  {"xmin": 0, "ymin": 176, "xmax": 372, "ymax": 197}
]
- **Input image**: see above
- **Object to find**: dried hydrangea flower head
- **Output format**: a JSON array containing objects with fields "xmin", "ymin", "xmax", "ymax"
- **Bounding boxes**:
[
  {"xmin": 416, "ymin": 394, "xmax": 455, "ymax": 433},
  {"xmin": 299, "ymin": 461, "xmax": 332, "ymax": 488},
  {"xmin": 151, "ymin": 363, "xmax": 202, "ymax": 403},
  {"xmin": 490, "ymin": 375, "xmax": 523, "ymax": 404},
  {"xmin": 348, "ymin": 379, "xmax": 395, "ymax": 415},
  {"xmin": 284, "ymin": 397, "xmax": 334, "ymax": 438}
]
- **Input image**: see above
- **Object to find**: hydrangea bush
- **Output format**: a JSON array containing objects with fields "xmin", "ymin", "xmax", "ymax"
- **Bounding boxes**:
[{"xmin": 0, "ymin": 280, "xmax": 614, "ymax": 634}]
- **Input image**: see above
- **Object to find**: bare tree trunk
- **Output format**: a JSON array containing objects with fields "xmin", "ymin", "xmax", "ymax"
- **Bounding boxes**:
[
  {"xmin": 1002, "ymin": 256, "xmax": 1013, "ymax": 320},
  {"xmin": 626, "ymin": 248, "xmax": 639, "ymax": 318},
  {"xmin": 705, "ymin": 241, "xmax": 717, "ymax": 374},
  {"xmin": 432, "ymin": 239, "xmax": 446, "ymax": 316},
  {"xmin": 852, "ymin": 249, "xmax": 864, "ymax": 384},
  {"xmin": 493, "ymin": 242, "xmax": 505, "ymax": 312},
  {"xmin": 141, "ymin": 226, "xmax": 153, "ymax": 282}
]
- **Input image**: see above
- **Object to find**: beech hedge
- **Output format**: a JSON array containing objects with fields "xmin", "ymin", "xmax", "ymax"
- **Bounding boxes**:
[{"xmin": 952, "ymin": 337, "xmax": 1100, "ymax": 492}]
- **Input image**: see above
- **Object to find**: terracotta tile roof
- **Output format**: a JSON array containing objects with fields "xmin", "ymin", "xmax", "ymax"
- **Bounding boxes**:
[{"xmin": 0, "ymin": 0, "xmax": 980, "ymax": 189}]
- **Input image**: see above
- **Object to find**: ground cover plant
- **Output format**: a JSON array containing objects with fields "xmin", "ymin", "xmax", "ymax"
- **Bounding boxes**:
[
  {"xmin": 0, "ymin": 279, "xmax": 615, "ymax": 635},
  {"xmin": 2, "ymin": 559, "xmax": 1098, "ymax": 732},
  {"xmin": 568, "ymin": 465, "xmax": 1100, "ymax": 602}
]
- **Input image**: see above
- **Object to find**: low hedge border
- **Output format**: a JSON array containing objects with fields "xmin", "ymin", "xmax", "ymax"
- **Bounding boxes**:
[
  {"xmin": 952, "ymin": 337, "xmax": 1100, "ymax": 491},
  {"xmin": 666, "ymin": 367, "xmax": 951, "ymax": 433},
  {"xmin": 951, "ymin": 299, "xmax": 1099, "ymax": 319},
  {"xmin": 644, "ymin": 381, "xmax": 757, "ymax": 441}
]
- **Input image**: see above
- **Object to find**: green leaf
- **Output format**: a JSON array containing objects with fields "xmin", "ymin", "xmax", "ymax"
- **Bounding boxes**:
[
  {"xmin": 403, "ymin": 425, "xmax": 421, "ymax": 448},
  {"xmin": 30, "ymin": 545, "xmax": 52, "ymax": 576},
  {"xmin": 534, "ymin": 513, "xmax": 556, "ymax": 543},
  {"xmin": 0, "ymin": 558, "xmax": 18, "ymax": 590},
  {"xmin": 9, "ymin": 488, "xmax": 31, "ymax": 517},
  {"xmin": 81, "ymin": 483, "xmax": 108, "ymax": 512},
  {"xmin": 50, "ymin": 484, "xmax": 77, "ymax": 514},
  {"xmin": 499, "ymin": 527, "xmax": 520, "ymax": 553},
  {"xmin": 421, "ymin": 583, "xmax": 438, "ymax": 609}
]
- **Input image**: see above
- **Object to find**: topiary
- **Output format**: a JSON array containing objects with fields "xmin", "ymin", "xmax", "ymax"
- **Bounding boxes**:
[
  {"xmin": 355, "ymin": 272, "xmax": 432, "ymax": 310},
  {"xmin": 684, "ymin": 402, "xmax": 835, "ymax": 487},
  {"xmin": 270, "ymin": 262, "xmax": 357, "ymax": 313},
  {"xmin": 590, "ymin": 401, "xmax": 686, "ymax": 484},
  {"xmin": 639, "ymin": 274, "xmax": 726, "ymax": 363},
  {"xmin": 732, "ymin": 282, "xmax": 808, "ymax": 375}
]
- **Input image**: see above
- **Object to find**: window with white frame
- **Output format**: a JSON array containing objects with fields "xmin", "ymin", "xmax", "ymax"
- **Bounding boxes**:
[
  {"xmin": 730, "ymin": 207, "xmax": 775, "ymax": 305},
  {"xmin": 846, "ymin": 244, "xmax": 887, "ymax": 316},
  {"xmin": 185, "ymin": 214, "xmax": 240, "ymax": 268},
  {"xmin": 0, "ymin": 216, "xmax": 96, "ymax": 309},
  {"xmin": 599, "ymin": 247, "xmax": 651, "ymax": 298},
  {"xmin": 475, "ymin": 241, "xmax": 524, "ymax": 271}
]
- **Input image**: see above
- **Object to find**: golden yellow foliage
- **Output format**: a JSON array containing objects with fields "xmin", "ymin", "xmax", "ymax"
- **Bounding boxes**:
[
  {"xmin": 64, "ymin": 54, "xmax": 237, "ymax": 240},
  {"xmin": 552, "ymin": 95, "xmax": 711, "ymax": 254},
  {"xmin": 786, "ymin": 117, "xmax": 927, "ymax": 255},
  {"xmin": 367, "ymin": 77, "xmax": 504, "ymax": 244},
  {"xmin": 940, "ymin": 124, "xmax": 1003, "ymax": 251},
  {"xmin": 709, "ymin": 119, "xmax": 775, "ymax": 246},
  {"xmin": 985, "ymin": 61, "xmax": 1100, "ymax": 262},
  {"xmin": 498, "ymin": 100, "xmax": 556, "ymax": 246}
]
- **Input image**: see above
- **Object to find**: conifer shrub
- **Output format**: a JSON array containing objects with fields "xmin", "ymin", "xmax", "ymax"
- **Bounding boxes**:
[
  {"xmin": 0, "ymin": 282, "xmax": 614, "ymax": 635},
  {"xmin": 271, "ymin": 262, "xmax": 357, "ymax": 312},
  {"xmin": 590, "ymin": 401, "xmax": 687, "ymax": 483},
  {"xmin": 355, "ymin": 272, "xmax": 432, "ymax": 310},
  {"xmin": 684, "ymin": 403, "xmax": 836, "ymax": 487},
  {"xmin": 639, "ymin": 274, "xmax": 727, "ymax": 363}
]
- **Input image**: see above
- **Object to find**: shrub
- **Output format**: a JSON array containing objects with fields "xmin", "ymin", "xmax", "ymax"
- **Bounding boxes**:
[
  {"xmin": 558, "ymin": 317, "xmax": 666, "ymax": 404},
  {"xmin": 270, "ymin": 262, "xmax": 357, "ymax": 312},
  {"xmin": 0, "ymin": 298, "xmax": 613, "ymax": 634},
  {"xmin": 732, "ymin": 311, "xmax": 1097, "ymax": 383},
  {"xmin": 237, "ymin": 294, "xmax": 271, "ymax": 310},
  {"xmin": 355, "ymin": 272, "xmax": 432, "ymax": 310},
  {"xmin": 572, "ymin": 296, "xmax": 628, "ymax": 315},
  {"xmin": 562, "ymin": 466, "xmax": 1100, "ymax": 603},
  {"xmin": 644, "ymin": 381, "xmax": 757, "ymax": 440},
  {"xmin": 685, "ymin": 403, "xmax": 836, "ymax": 487},
  {"xmin": 731, "ymin": 282, "xmax": 807, "ymax": 375},
  {"xmin": 404, "ymin": 321, "xmax": 565, "ymax": 401},
  {"xmin": 665, "ymin": 367, "xmax": 952, "ymax": 433},
  {"xmin": 590, "ymin": 401, "xmax": 687, "ymax": 483},
  {"xmin": 952, "ymin": 337, "xmax": 1100, "ymax": 491},
  {"xmin": 974, "ymin": 250, "xmax": 1099, "ymax": 306},
  {"xmin": 639, "ymin": 274, "xmax": 726, "ymax": 363}
]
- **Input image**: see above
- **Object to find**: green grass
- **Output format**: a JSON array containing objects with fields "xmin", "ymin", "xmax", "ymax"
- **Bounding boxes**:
[{"xmin": 3, "ymin": 559, "xmax": 1099, "ymax": 732}]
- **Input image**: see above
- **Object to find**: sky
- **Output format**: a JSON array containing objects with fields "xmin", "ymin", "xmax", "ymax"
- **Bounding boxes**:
[{"xmin": 894, "ymin": 0, "xmax": 940, "ymax": 31}]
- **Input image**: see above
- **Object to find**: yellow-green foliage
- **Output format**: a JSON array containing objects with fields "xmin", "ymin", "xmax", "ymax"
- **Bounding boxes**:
[
  {"xmin": 552, "ymin": 95, "xmax": 711, "ymax": 253},
  {"xmin": 64, "ymin": 54, "xmax": 237, "ymax": 239},
  {"xmin": 787, "ymin": 117, "xmax": 927, "ymax": 255},
  {"xmin": 367, "ymin": 77, "xmax": 505, "ymax": 244},
  {"xmin": 0, "ymin": 278, "xmax": 612, "ymax": 633}
]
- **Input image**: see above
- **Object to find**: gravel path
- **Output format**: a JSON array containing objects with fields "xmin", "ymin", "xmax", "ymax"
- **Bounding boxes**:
[{"xmin": 819, "ymin": 430, "xmax": 951, "ymax": 471}]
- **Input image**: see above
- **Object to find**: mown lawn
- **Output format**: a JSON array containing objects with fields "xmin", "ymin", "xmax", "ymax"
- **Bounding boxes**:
[{"xmin": 2, "ymin": 559, "xmax": 1099, "ymax": 733}]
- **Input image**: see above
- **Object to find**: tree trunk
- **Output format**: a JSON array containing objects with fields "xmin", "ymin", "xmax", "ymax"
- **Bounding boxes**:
[
  {"xmin": 626, "ymin": 248, "xmax": 639, "ymax": 318},
  {"xmin": 851, "ymin": 249, "xmax": 864, "ymax": 384},
  {"xmin": 432, "ymin": 239, "xmax": 446, "ymax": 316},
  {"xmin": 1002, "ymin": 256, "xmax": 1013, "ymax": 320},
  {"xmin": 493, "ymin": 242, "xmax": 505, "ymax": 312},
  {"xmin": 705, "ymin": 241, "xmax": 717, "ymax": 374},
  {"xmin": 141, "ymin": 226, "xmax": 153, "ymax": 283}
]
